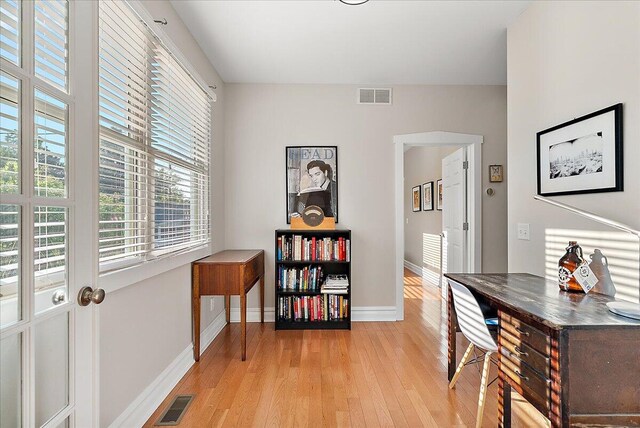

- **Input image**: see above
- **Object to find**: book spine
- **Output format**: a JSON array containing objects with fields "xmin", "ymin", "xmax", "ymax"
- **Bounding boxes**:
[
  {"xmin": 277, "ymin": 236, "xmax": 281, "ymax": 261},
  {"xmin": 346, "ymin": 239, "xmax": 350, "ymax": 262},
  {"xmin": 311, "ymin": 237, "xmax": 316, "ymax": 261},
  {"xmin": 287, "ymin": 236, "xmax": 291, "ymax": 260},
  {"xmin": 303, "ymin": 237, "xmax": 308, "ymax": 261}
]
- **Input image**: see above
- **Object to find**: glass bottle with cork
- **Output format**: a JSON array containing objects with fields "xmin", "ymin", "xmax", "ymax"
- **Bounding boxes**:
[{"xmin": 558, "ymin": 241, "xmax": 585, "ymax": 292}]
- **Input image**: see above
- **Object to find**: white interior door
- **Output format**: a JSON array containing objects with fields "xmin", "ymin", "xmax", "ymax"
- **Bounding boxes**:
[
  {"xmin": 442, "ymin": 148, "xmax": 467, "ymax": 274},
  {"xmin": 0, "ymin": 1, "xmax": 97, "ymax": 427}
]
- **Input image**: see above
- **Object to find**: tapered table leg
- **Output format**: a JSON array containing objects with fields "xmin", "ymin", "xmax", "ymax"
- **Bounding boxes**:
[
  {"xmin": 260, "ymin": 275, "xmax": 265, "ymax": 323},
  {"xmin": 192, "ymin": 266, "xmax": 201, "ymax": 362},
  {"xmin": 240, "ymin": 292, "xmax": 247, "ymax": 361}
]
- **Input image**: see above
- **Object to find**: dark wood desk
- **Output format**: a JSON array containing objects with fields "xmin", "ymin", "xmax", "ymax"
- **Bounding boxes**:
[
  {"xmin": 445, "ymin": 273, "xmax": 640, "ymax": 427},
  {"xmin": 192, "ymin": 250, "xmax": 265, "ymax": 361}
]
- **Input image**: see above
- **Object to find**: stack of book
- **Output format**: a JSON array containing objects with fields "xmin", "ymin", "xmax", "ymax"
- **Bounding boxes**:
[
  {"xmin": 278, "ymin": 294, "xmax": 349, "ymax": 322},
  {"xmin": 277, "ymin": 235, "xmax": 350, "ymax": 262},
  {"xmin": 277, "ymin": 265, "xmax": 324, "ymax": 292},
  {"xmin": 321, "ymin": 274, "xmax": 349, "ymax": 294}
]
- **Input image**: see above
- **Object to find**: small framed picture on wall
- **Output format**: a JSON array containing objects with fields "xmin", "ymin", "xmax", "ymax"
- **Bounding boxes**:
[
  {"xmin": 489, "ymin": 165, "xmax": 503, "ymax": 182},
  {"xmin": 422, "ymin": 182, "xmax": 434, "ymax": 211},
  {"xmin": 412, "ymin": 186, "xmax": 421, "ymax": 212},
  {"xmin": 436, "ymin": 179, "xmax": 443, "ymax": 211}
]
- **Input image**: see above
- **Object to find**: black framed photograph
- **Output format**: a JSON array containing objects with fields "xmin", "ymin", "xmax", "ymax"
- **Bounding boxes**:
[
  {"xmin": 422, "ymin": 182, "xmax": 434, "ymax": 211},
  {"xmin": 537, "ymin": 104, "xmax": 623, "ymax": 197},
  {"xmin": 286, "ymin": 146, "xmax": 338, "ymax": 223},
  {"xmin": 412, "ymin": 186, "xmax": 421, "ymax": 212},
  {"xmin": 436, "ymin": 179, "xmax": 443, "ymax": 211}
]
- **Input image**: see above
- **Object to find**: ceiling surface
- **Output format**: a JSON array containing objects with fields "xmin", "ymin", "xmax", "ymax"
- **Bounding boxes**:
[{"xmin": 170, "ymin": 0, "xmax": 530, "ymax": 85}]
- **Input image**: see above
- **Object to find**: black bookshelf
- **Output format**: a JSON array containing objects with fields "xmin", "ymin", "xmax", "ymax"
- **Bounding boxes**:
[{"xmin": 275, "ymin": 229, "xmax": 351, "ymax": 330}]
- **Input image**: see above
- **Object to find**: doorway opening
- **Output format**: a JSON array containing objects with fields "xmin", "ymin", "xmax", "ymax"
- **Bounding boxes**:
[{"xmin": 393, "ymin": 131, "xmax": 483, "ymax": 320}]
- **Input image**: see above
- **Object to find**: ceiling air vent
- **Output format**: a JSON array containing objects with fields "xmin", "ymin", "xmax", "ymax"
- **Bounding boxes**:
[{"xmin": 358, "ymin": 88, "xmax": 392, "ymax": 105}]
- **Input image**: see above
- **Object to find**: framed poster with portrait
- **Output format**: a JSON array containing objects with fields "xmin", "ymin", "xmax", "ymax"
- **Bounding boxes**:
[
  {"xmin": 537, "ymin": 104, "xmax": 623, "ymax": 197},
  {"xmin": 412, "ymin": 186, "xmax": 421, "ymax": 212},
  {"xmin": 436, "ymin": 179, "xmax": 443, "ymax": 211},
  {"xmin": 422, "ymin": 182, "xmax": 434, "ymax": 211},
  {"xmin": 286, "ymin": 146, "xmax": 338, "ymax": 223}
]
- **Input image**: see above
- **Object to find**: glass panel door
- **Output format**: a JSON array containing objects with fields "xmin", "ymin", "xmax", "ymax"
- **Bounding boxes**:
[{"xmin": 0, "ymin": 1, "xmax": 96, "ymax": 426}]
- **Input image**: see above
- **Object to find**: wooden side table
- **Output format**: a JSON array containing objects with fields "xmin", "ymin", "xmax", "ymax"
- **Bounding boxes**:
[{"xmin": 192, "ymin": 250, "xmax": 265, "ymax": 361}]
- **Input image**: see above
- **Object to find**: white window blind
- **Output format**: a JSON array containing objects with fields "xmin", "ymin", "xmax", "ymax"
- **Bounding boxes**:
[
  {"xmin": 34, "ymin": 0, "xmax": 68, "ymax": 91},
  {"xmin": 0, "ymin": 0, "xmax": 20, "ymax": 65},
  {"xmin": 98, "ymin": 0, "xmax": 211, "ymax": 271}
]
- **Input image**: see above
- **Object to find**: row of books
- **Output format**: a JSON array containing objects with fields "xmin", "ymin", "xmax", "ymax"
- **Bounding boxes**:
[
  {"xmin": 277, "ymin": 235, "xmax": 350, "ymax": 262},
  {"xmin": 277, "ymin": 265, "xmax": 324, "ymax": 292},
  {"xmin": 321, "ymin": 274, "xmax": 349, "ymax": 294},
  {"xmin": 278, "ymin": 294, "xmax": 349, "ymax": 322}
]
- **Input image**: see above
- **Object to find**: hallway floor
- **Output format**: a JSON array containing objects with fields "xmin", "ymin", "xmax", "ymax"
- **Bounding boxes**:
[{"xmin": 144, "ymin": 269, "xmax": 499, "ymax": 427}]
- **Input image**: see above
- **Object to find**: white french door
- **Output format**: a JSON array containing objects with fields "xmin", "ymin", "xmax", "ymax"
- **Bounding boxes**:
[{"xmin": 1, "ymin": 1, "xmax": 97, "ymax": 427}]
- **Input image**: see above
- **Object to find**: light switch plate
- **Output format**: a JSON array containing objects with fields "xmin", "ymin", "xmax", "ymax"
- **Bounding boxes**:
[{"xmin": 517, "ymin": 223, "xmax": 530, "ymax": 240}]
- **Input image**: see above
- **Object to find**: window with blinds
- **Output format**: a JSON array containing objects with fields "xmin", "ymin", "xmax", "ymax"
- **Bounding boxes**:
[{"xmin": 98, "ymin": 0, "xmax": 211, "ymax": 271}]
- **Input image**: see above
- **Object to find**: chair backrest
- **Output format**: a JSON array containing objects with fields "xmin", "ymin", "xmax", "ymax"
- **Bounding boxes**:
[{"xmin": 449, "ymin": 280, "xmax": 498, "ymax": 352}]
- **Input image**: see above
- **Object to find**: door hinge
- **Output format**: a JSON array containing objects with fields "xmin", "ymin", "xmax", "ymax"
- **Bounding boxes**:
[
  {"xmin": 463, "ymin": 161, "xmax": 469, "ymax": 170},
  {"xmin": 463, "ymin": 222, "xmax": 469, "ymax": 231}
]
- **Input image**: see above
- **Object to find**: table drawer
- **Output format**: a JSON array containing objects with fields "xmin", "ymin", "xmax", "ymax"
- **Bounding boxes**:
[
  {"xmin": 501, "ymin": 351, "xmax": 550, "ymax": 414},
  {"xmin": 500, "ymin": 313, "xmax": 550, "ymax": 356},
  {"xmin": 242, "ymin": 253, "xmax": 264, "ymax": 290},
  {"xmin": 500, "ymin": 329, "xmax": 550, "ymax": 378}
]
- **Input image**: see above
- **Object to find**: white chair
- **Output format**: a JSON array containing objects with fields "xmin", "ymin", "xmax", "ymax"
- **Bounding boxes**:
[{"xmin": 448, "ymin": 279, "xmax": 498, "ymax": 428}]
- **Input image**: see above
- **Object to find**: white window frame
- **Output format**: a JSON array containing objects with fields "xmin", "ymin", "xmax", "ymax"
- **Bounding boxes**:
[{"xmin": 97, "ymin": 0, "xmax": 216, "ymax": 293}]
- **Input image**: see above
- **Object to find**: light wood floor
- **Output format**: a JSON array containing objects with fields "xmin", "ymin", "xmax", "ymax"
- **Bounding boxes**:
[{"xmin": 144, "ymin": 269, "xmax": 499, "ymax": 427}]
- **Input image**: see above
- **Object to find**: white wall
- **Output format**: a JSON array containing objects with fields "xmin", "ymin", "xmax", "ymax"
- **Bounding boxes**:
[
  {"xmin": 225, "ymin": 84, "xmax": 507, "ymax": 310},
  {"xmin": 403, "ymin": 146, "xmax": 457, "ymax": 278},
  {"xmin": 507, "ymin": 1, "xmax": 640, "ymax": 300},
  {"xmin": 98, "ymin": 1, "xmax": 227, "ymax": 426}
]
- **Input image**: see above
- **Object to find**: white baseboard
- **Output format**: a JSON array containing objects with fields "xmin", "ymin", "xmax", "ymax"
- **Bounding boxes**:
[
  {"xmin": 229, "ymin": 307, "xmax": 276, "ymax": 323},
  {"xmin": 404, "ymin": 260, "xmax": 422, "ymax": 276},
  {"xmin": 351, "ymin": 306, "xmax": 397, "ymax": 321},
  {"xmin": 199, "ymin": 311, "xmax": 229, "ymax": 356},
  {"xmin": 108, "ymin": 311, "xmax": 227, "ymax": 428},
  {"xmin": 229, "ymin": 306, "xmax": 396, "ymax": 322}
]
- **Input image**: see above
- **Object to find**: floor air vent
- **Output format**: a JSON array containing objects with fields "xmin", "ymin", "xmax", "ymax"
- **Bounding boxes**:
[{"xmin": 155, "ymin": 395, "xmax": 194, "ymax": 426}]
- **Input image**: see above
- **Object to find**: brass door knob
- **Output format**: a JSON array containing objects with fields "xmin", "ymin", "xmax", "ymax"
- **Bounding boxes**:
[{"xmin": 78, "ymin": 286, "xmax": 106, "ymax": 306}]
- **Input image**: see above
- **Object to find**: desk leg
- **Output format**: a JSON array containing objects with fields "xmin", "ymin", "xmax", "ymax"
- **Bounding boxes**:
[
  {"xmin": 499, "ymin": 378, "xmax": 511, "ymax": 428},
  {"xmin": 260, "ymin": 275, "xmax": 265, "ymax": 323},
  {"xmin": 240, "ymin": 292, "xmax": 247, "ymax": 361},
  {"xmin": 225, "ymin": 295, "xmax": 230, "ymax": 324},
  {"xmin": 447, "ymin": 285, "xmax": 457, "ymax": 382},
  {"xmin": 192, "ymin": 267, "xmax": 201, "ymax": 362}
]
